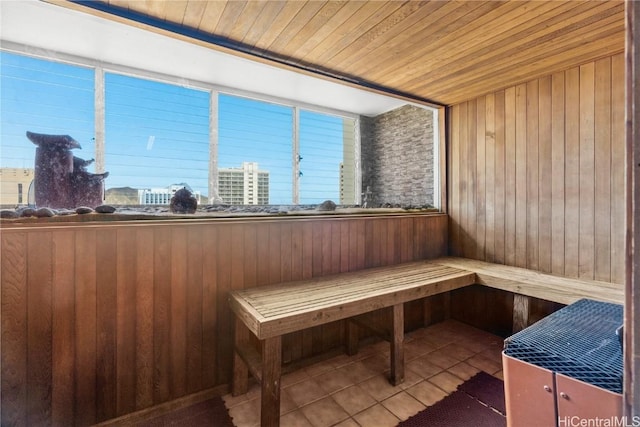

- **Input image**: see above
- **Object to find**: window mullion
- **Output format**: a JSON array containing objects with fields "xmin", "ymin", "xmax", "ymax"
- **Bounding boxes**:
[
  {"xmin": 292, "ymin": 107, "xmax": 300, "ymax": 205},
  {"xmin": 95, "ymin": 67, "xmax": 105, "ymax": 173},
  {"xmin": 210, "ymin": 90, "xmax": 222, "ymax": 204},
  {"xmin": 354, "ymin": 116, "xmax": 362, "ymax": 205}
]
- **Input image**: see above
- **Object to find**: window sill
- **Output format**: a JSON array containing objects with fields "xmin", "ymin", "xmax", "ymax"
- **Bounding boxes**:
[{"xmin": 1, "ymin": 205, "xmax": 442, "ymax": 225}]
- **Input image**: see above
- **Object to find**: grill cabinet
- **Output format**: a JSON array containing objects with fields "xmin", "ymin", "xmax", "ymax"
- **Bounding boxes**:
[{"xmin": 502, "ymin": 299, "xmax": 623, "ymax": 426}]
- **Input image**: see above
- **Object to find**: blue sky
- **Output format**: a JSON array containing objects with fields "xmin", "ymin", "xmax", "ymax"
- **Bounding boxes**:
[
  {"xmin": 1, "ymin": 52, "xmax": 96, "ymax": 167},
  {"xmin": 1, "ymin": 51, "xmax": 346, "ymax": 204}
]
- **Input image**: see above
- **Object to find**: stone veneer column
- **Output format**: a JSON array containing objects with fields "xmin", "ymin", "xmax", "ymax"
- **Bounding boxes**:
[{"xmin": 360, "ymin": 105, "xmax": 434, "ymax": 207}]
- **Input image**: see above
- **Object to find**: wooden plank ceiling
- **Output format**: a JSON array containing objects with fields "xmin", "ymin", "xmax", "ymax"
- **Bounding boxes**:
[{"xmin": 56, "ymin": 0, "xmax": 624, "ymax": 106}]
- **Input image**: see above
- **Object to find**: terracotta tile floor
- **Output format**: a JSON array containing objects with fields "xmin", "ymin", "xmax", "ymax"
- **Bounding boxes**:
[{"xmin": 223, "ymin": 320, "xmax": 505, "ymax": 427}]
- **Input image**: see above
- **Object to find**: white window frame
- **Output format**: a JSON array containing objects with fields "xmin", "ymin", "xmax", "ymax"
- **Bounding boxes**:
[{"xmin": 1, "ymin": 43, "xmax": 362, "ymax": 206}]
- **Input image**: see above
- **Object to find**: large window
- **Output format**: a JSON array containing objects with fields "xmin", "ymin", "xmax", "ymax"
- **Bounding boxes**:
[
  {"xmin": 0, "ymin": 51, "xmax": 361, "ymax": 209},
  {"xmin": 0, "ymin": 50, "xmax": 439, "ymax": 212},
  {"xmin": 104, "ymin": 73, "xmax": 210, "ymax": 204}
]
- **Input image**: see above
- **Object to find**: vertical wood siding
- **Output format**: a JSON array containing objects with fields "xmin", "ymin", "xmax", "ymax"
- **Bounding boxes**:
[
  {"xmin": 1, "ymin": 214, "xmax": 447, "ymax": 426},
  {"xmin": 448, "ymin": 53, "xmax": 625, "ymax": 284}
]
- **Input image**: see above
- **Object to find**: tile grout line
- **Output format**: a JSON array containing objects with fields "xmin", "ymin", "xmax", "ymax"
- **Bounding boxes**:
[{"xmin": 224, "ymin": 320, "xmax": 505, "ymax": 427}]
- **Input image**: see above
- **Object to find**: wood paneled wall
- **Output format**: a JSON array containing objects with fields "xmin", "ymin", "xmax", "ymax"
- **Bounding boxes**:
[
  {"xmin": 1, "ymin": 213, "xmax": 447, "ymax": 426},
  {"xmin": 448, "ymin": 53, "xmax": 625, "ymax": 284}
]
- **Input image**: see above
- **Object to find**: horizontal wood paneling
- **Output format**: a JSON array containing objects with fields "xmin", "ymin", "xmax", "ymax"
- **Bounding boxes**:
[
  {"xmin": 448, "ymin": 53, "xmax": 625, "ymax": 285},
  {"xmin": 55, "ymin": 0, "xmax": 625, "ymax": 106},
  {"xmin": 1, "ymin": 213, "xmax": 447, "ymax": 426}
]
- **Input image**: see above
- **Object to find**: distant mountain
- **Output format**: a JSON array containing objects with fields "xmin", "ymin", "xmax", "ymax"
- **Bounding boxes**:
[{"xmin": 105, "ymin": 187, "xmax": 139, "ymax": 205}]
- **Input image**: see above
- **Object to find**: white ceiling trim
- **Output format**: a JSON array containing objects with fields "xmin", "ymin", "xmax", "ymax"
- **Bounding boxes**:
[{"xmin": 0, "ymin": 0, "xmax": 421, "ymax": 116}]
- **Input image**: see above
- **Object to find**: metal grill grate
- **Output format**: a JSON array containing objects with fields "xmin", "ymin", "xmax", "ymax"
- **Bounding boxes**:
[{"xmin": 504, "ymin": 299, "xmax": 623, "ymax": 393}]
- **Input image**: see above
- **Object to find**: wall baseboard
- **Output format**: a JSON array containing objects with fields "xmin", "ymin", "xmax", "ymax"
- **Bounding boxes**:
[{"xmin": 93, "ymin": 384, "xmax": 230, "ymax": 426}]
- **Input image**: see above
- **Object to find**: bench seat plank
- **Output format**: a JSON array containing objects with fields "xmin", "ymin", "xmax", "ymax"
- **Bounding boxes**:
[
  {"xmin": 229, "ymin": 261, "xmax": 476, "ymax": 339},
  {"xmin": 436, "ymin": 257, "xmax": 624, "ymax": 305}
]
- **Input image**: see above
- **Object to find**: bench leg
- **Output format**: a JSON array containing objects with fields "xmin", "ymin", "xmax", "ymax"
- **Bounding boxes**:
[
  {"xmin": 390, "ymin": 303, "xmax": 404, "ymax": 386},
  {"xmin": 261, "ymin": 336, "xmax": 282, "ymax": 427},
  {"xmin": 232, "ymin": 318, "xmax": 249, "ymax": 396},
  {"xmin": 512, "ymin": 294, "xmax": 530, "ymax": 333},
  {"xmin": 346, "ymin": 319, "xmax": 359, "ymax": 356}
]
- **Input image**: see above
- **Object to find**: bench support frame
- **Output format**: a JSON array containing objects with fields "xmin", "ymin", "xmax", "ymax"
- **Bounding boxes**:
[{"xmin": 232, "ymin": 302, "xmax": 407, "ymax": 426}]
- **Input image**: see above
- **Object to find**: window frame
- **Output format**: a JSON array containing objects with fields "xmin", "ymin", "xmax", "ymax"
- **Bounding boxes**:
[
  {"xmin": 1, "ymin": 45, "xmax": 362, "ymax": 206},
  {"xmin": 2, "ymin": 42, "xmax": 444, "ymax": 212}
]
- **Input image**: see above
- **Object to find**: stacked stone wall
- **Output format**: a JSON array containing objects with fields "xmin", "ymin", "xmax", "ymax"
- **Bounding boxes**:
[{"xmin": 360, "ymin": 105, "xmax": 434, "ymax": 207}]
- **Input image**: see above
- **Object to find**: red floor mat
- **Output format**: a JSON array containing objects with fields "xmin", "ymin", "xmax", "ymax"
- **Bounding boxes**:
[{"xmin": 398, "ymin": 372, "xmax": 506, "ymax": 427}]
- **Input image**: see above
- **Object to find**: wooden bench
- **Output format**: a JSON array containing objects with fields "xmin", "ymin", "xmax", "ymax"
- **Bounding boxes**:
[
  {"xmin": 436, "ymin": 257, "xmax": 623, "ymax": 305},
  {"xmin": 228, "ymin": 257, "xmax": 623, "ymax": 426},
  {"xmin": 228, "ymin": 260, "xmax": 476, "ymax": 426},
  {"xmin": 436, "ymin": 257, "xmax": 624, "ymax": 331}
]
